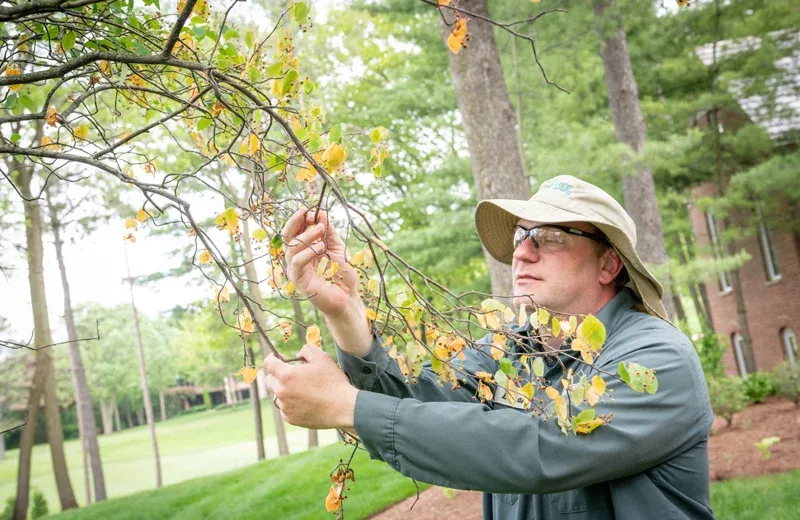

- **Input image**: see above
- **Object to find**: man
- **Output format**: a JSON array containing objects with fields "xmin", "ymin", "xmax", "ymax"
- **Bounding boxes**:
[{"xmin": 264, "ymin": 175, "xmax": 715, "ymax": 519}]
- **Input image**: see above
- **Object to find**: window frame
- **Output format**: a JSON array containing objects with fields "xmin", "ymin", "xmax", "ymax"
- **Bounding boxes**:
[
  {"xmin": 706, "ymin": 211, "xmax": 732, "ymax": 294},
  {"xmin": 782, "ymin": 328, "xmax": 797, "ymax": 370},
  {"xmin": 755, "ymin": 205, "xmax": 781, "ymax": 283},
  {"xmin": 732, "ymin": 332, "xmax": 749, "ymax": 379}
]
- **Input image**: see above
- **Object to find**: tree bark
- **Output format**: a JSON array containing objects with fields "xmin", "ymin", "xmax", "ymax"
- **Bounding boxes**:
[
  {"xmin": 240, "ymin": 216, "xmax": 289, "ymax": 456},
  {"xmin": 248, "ymin": 347, "xmax": 266, "ymax": 461},
  {"xmin": 135, "ymin": 408, "xmax": 144, "ymax": 427},
  {"xmin": 113, "ymin": 402, "xmax": 121, "ymax": 432},
  {"xmin": 0, "ymin": 407, "xmax": 5, "ymax": 461},
  {"xmin": 159, "ymin": 391, "xmax": 167, "ymax": 422},
  {"xmin": 13, "ymin": 157, "xmax": 78, "ymax": 519},
  {"xmin": 46, "ymin": 190, "xmax": 107, "ymax": 502},
  {"xmin": 287, "ymin": 298, "xmax": 318, "ymax": 449},
  {"xmin": 125, "ymin": 248, "xmax": 163, "ymax": 487},
  {"xmin": 593, "ymin": 0, "xmax": 676, "ymax": 319},
  {"xmin": 99, "ymin": 399, "xmax": 112, "ymax": 435},
  {"xmin": 438, "ymin": 0, "xmax": 529, "ymax": 302}
]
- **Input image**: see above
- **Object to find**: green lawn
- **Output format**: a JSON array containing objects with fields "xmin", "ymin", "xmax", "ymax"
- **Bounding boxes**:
[
  {"xmin": 47, "ymin": 443, "xmax": 425, "ymax": 520},
  {"xmin": 0, "ymin": 402, "xmax": 338, "ymax": 512},
  {"xmin": 711, "ymin": 470, "xmax": 800, "ymax": 520}
]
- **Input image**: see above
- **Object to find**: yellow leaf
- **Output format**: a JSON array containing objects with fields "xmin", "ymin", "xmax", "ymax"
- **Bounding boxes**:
[
  {"xmin": 252, "ymin": 228, "xmax": 268, "ymax": 241},
  {"xmin": 325, "ymin": 484, "xmax": 343, "ymax": 513},
  {"xmin": 446, "ymin": 19, "xmax": 468, "ymax": 54},
  {"xmin": 490, "ymin": 346, "xmax": 504, "ymax": 360},
  {"xmin": 561, "ymin": 319, "xmax": 572, "ymax": 335},
  {"xmin": 144, "ymin": 161, "xmax": 156, "ymax": 174},
  {"xmin": 585, "ymin": 387, "xmax": 599, "ymax": 406},
  {"xmin": 136, "ymin": 208, "xmax": 148, "ymax": 222},
  {"xmin": 123, "ymin": 232, "xmax": 137, "ymax": 243},
  {"xmin": 284, "ymin": 280, "xmax": 296, "ymax": 295},
  {"xmin": 74, "ymin": 124, "xmax": 89, "ymax": 140},
  {"xmin": 316, "ymin": 256, "xmax": 328, "ymax": 276},
  {"xmin": 576, "ymin": 314, "xmax": 607, "ymax": 351},
  {"xmin": 237, "ymin": 309, "xmax": 254, "ymax": 336},
  {"xmin": 554, "ymin": 395, "xmax": 567, "ymax": 421},
  {"xmin": 306, "ymin": 324, "xmax": 321, "ymax": 346},
  {"xmin": 366, "ymin": 308, "xmax": 377, "ymax": 321},
  {"xmin": 213, "ymin": 207, "xmax": 239, "ymax": 235},
  {"xmin": 214, "ymin": 285, "xmax": 230, "ymax": 303},
  {"xmin": 591, "ymin": 375, "xmax": 606, "ymax": 396},
  {"xmin": 538, "ymin": 308, "xmax": 550, "ymax": 327},
  {"xmin": 476, "ymin": 312, "xmax": 487, "ymax": 328},
  {"xmin": 485, "ymin": 312, "xmax": 501, "ymax": 329},
  {"xmin": 199, "ymin": 249, "xmax": 212, "ymax": 264},
  {"xmin": 236, "ymin": 365, "xmax": 258, "ymax": 384},
  {"xmin": 5, "ymin": 63, "xmax": 22, "ymax": 91},
  {"xmin": 40, "ymin": 135, "xmax": 61, "ymax": 151},
  {"xmin": 551, "ymin": 317, "xmax": 561, "ymax": 338},
  {"xmin": 545, "ymin": 386, "xmax": 560, "ymax": 400},
  {"xmin": 478, "ymin": 381, "xmax": 493, "ymax": 401},
  {"xmin": 45, "ymin": 107, "xmax": 58, "ymax": 126},
  {"xmin": 569, "ymin": 316, "xmax": 577, "ymax": 334},
  {"xmin": 437, "ymin": 0, "xmax": 452, "ymax": 5},
  {"xmin": 124, "ymin": 218, "xmax": 137, "ymax": 229},
  {"xmin": 368, "ymin": 277, "xmax": 380, "ymax": 296},
  {"xmin": 576, "ymin": 418, "xmax": 606, "ymax": 435},
  {"xmin": 521, "ymin": 381, "xmax": 535, "ymax": 401},
  {"xmin": 323, "ymin": 261, "xmax": 339, "ymax": 280},
  {"xmin": 518, "ymin": 304, "xmax": 528, "ymax": 327},
  {"xmin": 322, "ymin": 142, "xmax": 346, "ymax": 171},
  {"xmin": 99, "ymin": 60, "xmax": 111, "ymax": 75}
]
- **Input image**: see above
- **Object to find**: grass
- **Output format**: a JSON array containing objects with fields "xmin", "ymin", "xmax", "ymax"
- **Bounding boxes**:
[
  {"xmin": 0, "ymin": 401, "xmax": 337, "ymax": 512},
  {"xmin": 711, "ymin": 470, "xmax": 800, "ymax": 520},
  {"xmin": 47, "ymin": 443, "xmax": 426, "ymax": 520}
]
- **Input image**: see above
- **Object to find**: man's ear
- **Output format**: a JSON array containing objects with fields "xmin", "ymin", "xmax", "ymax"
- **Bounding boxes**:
[{"xmin": 598, "ymin": 247, "xmax": 624, "ymax": 285}]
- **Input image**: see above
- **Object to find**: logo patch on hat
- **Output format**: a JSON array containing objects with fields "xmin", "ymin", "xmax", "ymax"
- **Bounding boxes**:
[{"xmin": 540, "ymin": 180, "xmax": 573, "ymax": 197}]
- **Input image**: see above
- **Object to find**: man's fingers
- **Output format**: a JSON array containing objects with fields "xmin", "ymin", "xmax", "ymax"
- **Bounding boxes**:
[
  {"xmin": 281, "ymin": 208, "xmax": 310, "ymax": 244},
  {"xmin": 297, "ymin": 343, "xmax": 325, "ymax": 363},
  {"xmin": 263, "ymin": 353, "xmax": 290, "ymax": 379},
  {"xmin": 305, "ymin": 209, "xmax": 346, "ymax": 249}
]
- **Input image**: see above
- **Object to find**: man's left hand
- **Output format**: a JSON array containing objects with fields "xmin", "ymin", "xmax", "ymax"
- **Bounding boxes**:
[{"xmin": 263, "ymin": 344, "xmax": 359, "ymax": 431}]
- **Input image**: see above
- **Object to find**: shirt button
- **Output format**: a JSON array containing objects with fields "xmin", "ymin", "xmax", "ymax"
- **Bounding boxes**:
[{"xmin": 361, "ymin": 366, "xmax": 372, "ymax": 375}]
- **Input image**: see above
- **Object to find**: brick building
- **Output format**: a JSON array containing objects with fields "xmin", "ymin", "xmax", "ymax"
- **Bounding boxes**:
[{"xmin": 689, "ymin": 34, "xmax": 800, "ymax": 377}]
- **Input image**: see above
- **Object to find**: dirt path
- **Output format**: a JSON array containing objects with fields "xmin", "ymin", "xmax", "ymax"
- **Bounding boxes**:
[{"xmin": 369, "ymin": 398, "xmax": 800, "ymax": 520}]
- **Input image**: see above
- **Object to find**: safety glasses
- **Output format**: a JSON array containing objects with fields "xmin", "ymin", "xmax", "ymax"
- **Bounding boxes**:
[{"xmin": 513, "ymin": 225, "xmax": 609, "ymax": 253}]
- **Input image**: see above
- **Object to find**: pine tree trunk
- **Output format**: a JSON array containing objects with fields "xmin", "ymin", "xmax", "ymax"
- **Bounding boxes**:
[
  {"xmin": 240, "ymin": 215, "xmax": 289, "ymax": 456},
  {"xmin": 593, "ymin": 0, "xmax": 676, "ymax": 319},
  {"xmin": 159, "ymin": 391, "xmax": 167, "ymax": 422},
  {"xmin": 248, "ymin": 348, "xmax": 266, "ymax": 461},
  {"xmin": 13, "ymin": 158, "xmax": 78, "ymax": 518},
  {"xmin": 438, "ymin": 0, "xmax": 529, "ymax": 302},
  {"xmin": 125, "ymin": 249, "xmax": 162, "ymax": 487},
  {"xmin": 46, "ymin": 191, "xmax": 107, "ymax": 502}
]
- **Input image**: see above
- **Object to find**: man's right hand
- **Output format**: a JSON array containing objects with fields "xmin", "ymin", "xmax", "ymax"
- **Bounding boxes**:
[{"xmin": 281, "ymin": 208, "xmax": 373, "ymax": 356}]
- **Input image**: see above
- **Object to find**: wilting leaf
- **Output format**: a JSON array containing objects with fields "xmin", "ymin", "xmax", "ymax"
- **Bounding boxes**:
[
  {"xmin": 446, "ymin": 18, "xmax": 468, "ymax": 54},
  {"xmin": 591, "ymin": 375, "xmax": 606, "ymax": 396},
  {"xmin": 577, "ymin": 314, "xmax": 606, "ymax": 351},
  {"xmin": 236, "ymin": 365, "xmax": 257, "ymax": 384},
  {"xmin": 532, "ymin": 357, "xmax": 545, "ymax": 378},
  {"xmin": 306, "ymin": 324, "xmax": 321, "ymax": 346},
  {"xmin": 199, "ymin": 249, "xmax": 212, "ymax": 264}
]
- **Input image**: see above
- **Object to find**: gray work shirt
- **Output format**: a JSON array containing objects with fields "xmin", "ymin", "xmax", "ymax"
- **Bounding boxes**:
[{"xmin": 336, "ymin": 288, "xmax": 715, "ymax": 519}]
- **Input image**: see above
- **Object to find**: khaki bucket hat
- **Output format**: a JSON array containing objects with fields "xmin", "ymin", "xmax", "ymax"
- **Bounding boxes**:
[{"xmin": 474, "ymin": 175, "xmax": 668, "ymax": 321}]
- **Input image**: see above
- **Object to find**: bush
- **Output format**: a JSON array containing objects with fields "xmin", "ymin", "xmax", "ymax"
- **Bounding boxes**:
[
  {"xmin": 742, "ymin": 371, "xmax": 775, "ymax": 403},
  {"xmin": 771, "ymin": 362, "xmax": 800, "ymax": 406},
  {"xmin": 707, "ymin": 376, "xmax": 748, "ymax": 427},
  {"xmin": 1, "ymin": 497, "xmax": 14, "ymax": 520},
  {"xmin": 30, "ymin": 490, "xmax": 48, "ymax": 519},
  {"xmin": 692, "ymin": 329, "xmax": 727, "ymax": 380}
]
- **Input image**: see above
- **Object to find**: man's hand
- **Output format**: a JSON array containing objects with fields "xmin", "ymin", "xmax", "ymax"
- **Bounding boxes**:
[{"xmin": 263, "ymin": 344, "xmax": 359, "ymax": 431}]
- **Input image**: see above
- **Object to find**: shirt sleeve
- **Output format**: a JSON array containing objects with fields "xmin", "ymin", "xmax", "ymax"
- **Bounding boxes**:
[{"xmin": 350, "ymin": 327, "xmax": 714, "ymax": 494}]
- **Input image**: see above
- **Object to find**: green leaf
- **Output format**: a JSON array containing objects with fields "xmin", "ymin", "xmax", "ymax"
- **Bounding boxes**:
[
  {"xmin": 281, "ymin": 69, "xmax": 299, "ymax": 95},
  {"xmin": 244, "ymin": 31, "xmax": 254, "ymax": 48},
  {"xmin": 308, "ymin": 132, "xmax": 321, "ymax": 152},
  {"xmin": 499, "ymin": 357, "xmax": 515, "ymax": 378},
  {"xmin": 265, "ymin": 61, "xmax": 282, "ymax": 78},
  {"xmin": 4, "ymin": 93, "xmax": 18, "ymax": 109},
  {"xmin": 197, "ymin": 117, "xmax": 212, "ymax": 132},
  {"xmin": 329, "ymin": 123, "xmax": 342, "ymax": 143},
  {"xmin": 62, "ymin": 31, "xmax": 77, "ymax": 52},
  {"xmin": 574, "ymin": 408, "xmax": 595, "ymax": 425},
  {"xmin": 19, "ymin": 95, "xmax": 36, "ymax": 113},
  {"xmin": 224, "ymin": 28, "xmax": 238, "ymax": 40},
  {"xmin": 293, "ymin": 2, "xmax": 310, "ymax": 24},
  {"xmin": 271, "ymin": 234, "xmax": 282, "ymax": 250},
  {"xmin": 430, "ymin": 356, "xmax": 443, "ymax": 374},
  {"xmin": 577, "ymin": 314, "xmax": 606, "ymax": 351},
  {"xmin": 618, "ymin": 361, "xmax": 630, "ymax": 384},
  {"xmin": 247, "ymin": 65, "xmax": 260, "ymax": 84},
  {"xmin": 10, "ymin": 133, "xmax": 21, "ymax": 143},
  {"xmin": 295, "ymin": 126, "xmax": 308, "ymax": 141},
  {"xmin": 303, "ymin": 79, "xmax": 314, "ymax": 95},
  {"xmin": 532, "ymin": 357, "xmax": 545, "ymax": 378},
  {"xmin": 494, "ymin": 370, "xmax": 507, "ymax": 388},
  {"xmin": 570, "ymin": 384, "xmax": 585, "ymax": 405}
]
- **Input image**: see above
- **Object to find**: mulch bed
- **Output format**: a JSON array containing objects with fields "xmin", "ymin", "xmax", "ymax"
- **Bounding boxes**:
[{"xmin": 369, "ymin": 397, "xmax": 800, "ymax": 520}]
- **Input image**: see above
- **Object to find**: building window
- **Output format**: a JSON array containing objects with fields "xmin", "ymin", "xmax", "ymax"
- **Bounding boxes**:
[
  {"xmin": 756, "ymin": 205, "xmax": 781, "ymax": 282},
  {"xmin": 782, "ymin": 328, "xmax": 797, "ymax": 370},
  {"xmin": 706, "ymin": 211, "xmax": 732, "ymax": 293},
  {"xmin": 732, "ymin": 333, "xmax": 749, "ymax": 379}
]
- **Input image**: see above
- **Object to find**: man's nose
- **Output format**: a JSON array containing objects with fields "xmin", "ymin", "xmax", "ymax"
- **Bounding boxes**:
[{"xmin": 513, "ymin": 238, "xmax": 541, "ymax": 263}]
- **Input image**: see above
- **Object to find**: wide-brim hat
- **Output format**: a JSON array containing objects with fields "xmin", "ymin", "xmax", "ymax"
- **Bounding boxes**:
[{"xmin": 474, "ymin": 175, "xmax": 668, "ymax": 321}]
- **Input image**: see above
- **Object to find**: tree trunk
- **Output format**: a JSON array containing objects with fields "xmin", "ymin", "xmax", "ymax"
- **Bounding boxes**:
[
  {"xmin": 113, "ymin": 402, "xmax": 121, "ymax": 432},
  {"xmin": 240, "ymin": 215, "xmax": 289, "ymax": 456},
  {"xmin": 135, "ymin": 408, "xmax": 144, "ymax": 427},
  {"xmin": 593, "ymin": 0, "xmax": 676, "ymax": 319},
  {"xmin": 0, "ymin": 407, "xmax": 5, "ymax": 461},
  {"xmin": 46, "ymin": 190, "xmax": 107, "ymax": 502},
  {"xmin": 100, "ymin": 399, "xmax": 112, "ymax": 435},
  {"xmin": 125, "ymin": 248, "xmax": 163, "ymax": 487},
  {"xmin": 13, "ymin": 158, "xmax": 78, "ymax": 519},
  {"xmin": 287, "ymin": 299, "xmax": 318, "ymax": 449},
  {"xmin": 248, "ymin": 348, "xmax": 266, "ymax": 461},
  {"xmin": 124, "ymin": 405, "xmax": 134, "ymax": 429},
  {"xmin": 438, "ymin": 0, "xmax": 529, "ymax": 302},
  {"xmin": 159, "ymin": 391, "xmax": 167, "ymax": 422}
]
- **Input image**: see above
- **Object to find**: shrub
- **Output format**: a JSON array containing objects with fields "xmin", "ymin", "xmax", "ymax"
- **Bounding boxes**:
[
  {"xmin": 771, "ymin": 362, "xmax": 800, "ymax": 406},
  {"xmin": 1, "ymin": 497, "xmax": 14, "ymax": 520},
  {"xmin": 30, "ymin": 490, "xmax": 48, "ymax": 519},
  {"xmin": 707, "ymin": 376, "xmax": 748, "ymax": 427},
  {"xmin": 692, "ymin": 329, "xmax": 727, "ymax": 380},
  {"xmin": 742, "ymin": 372, "xmax": 775, "ymax": 403}
]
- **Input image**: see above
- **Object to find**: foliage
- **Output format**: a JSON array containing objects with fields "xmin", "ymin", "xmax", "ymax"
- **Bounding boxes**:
[
  {"xmin": 742, "ymin": 372, "xmax": 775, "ymax": 403},
  {"xmin": 707, "ymin": 376, "xmax": 747, "ymax": 427},
  {"xmin": 754, "ymin": 436, "xmax": 780, "ymax": 460},
  {"xmin": 710, "ymin": 470, "xmax": 800, "ymax": 520},
  {"xmin": 0, "ymin": 497, "xmax": 12, "ymax": 520},
  {"xmin": 692, "ymin": 329, "xmax": 728, "ymax": 380},
  {"xmin": 30, "ymin": 489, "xmax": 49, "ymax": 519},
  {"xmin": 770, "ymin": 362, "xmax": 800, "ymax": 406}
]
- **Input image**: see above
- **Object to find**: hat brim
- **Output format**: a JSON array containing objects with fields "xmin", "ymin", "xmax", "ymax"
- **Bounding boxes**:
[{"xmin": 475, "ymin": 199, "xmax": 668, "ymax": 321}]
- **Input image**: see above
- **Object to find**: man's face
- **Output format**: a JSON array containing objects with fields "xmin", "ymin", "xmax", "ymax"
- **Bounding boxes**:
[{"xmin": 511, "ymin": 219, "xmax": 608, "ymax": 315}]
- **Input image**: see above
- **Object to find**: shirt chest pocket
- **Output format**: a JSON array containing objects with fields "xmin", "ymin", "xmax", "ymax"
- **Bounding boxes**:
[{"xmin": 549, "ymin": 483, "xmax": 614, "ymax": 518}]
